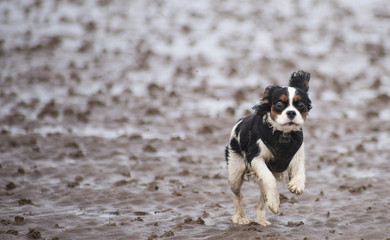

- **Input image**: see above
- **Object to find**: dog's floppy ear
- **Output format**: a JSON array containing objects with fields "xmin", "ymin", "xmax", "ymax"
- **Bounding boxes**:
[
  {"xmin": 289, "ymin": 70, "xmax": 310, "ymax": 92},
  {"xmin": 253, "ymin": 86, "xmax": 274, "ymax": 114}
]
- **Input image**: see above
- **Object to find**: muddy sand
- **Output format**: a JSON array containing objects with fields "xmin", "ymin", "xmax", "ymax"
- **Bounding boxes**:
[{"xmin": 1, "ymin": 0, "xmax": 390, "ymax": 239}]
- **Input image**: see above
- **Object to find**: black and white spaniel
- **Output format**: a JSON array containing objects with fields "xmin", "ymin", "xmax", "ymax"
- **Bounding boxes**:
[{"xmin": 225, "ymin": 70, "xmax": 312, "ymax": 226}]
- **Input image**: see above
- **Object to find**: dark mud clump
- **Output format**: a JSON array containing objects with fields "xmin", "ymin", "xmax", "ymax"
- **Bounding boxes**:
[
  {"xmin": 27, "ymin": 228, "xmax": 41, "ymax": 239},
  {"xmin": 38, "ymin": 100, "xmax": 59, "ymax": 119},
  {"xmin": 15, "ymin": 216, "xmax": 24, "ymax": 224},
  {"xmin": 160, "ymin": 230, "xmax": 174, "ymax": 238},
  {"xmin": 6, "ymin": 182, "xmax": 17, "ymax": 191},
  {"xmin": 143, "ymin": 144, "xmax": 157, "ymax": 153},
  {"xmin": 196, "ymin": 217, "xmax": 205, "ymax": 225},
  {"xmin": 0, "ymin": 220, "xmax": 11, "ymax": 225},
  {"xmin": 18, "ymin": 199, "xmax": 33, "ymax": 206},
  {"xmin": 5, "ymin": 229, "xmax": 18, "ymax": 235},
  {"xmin": 148, "ymin": 234, "xmax": 159, "ymax": 240},
  {"xmin": 286, "ymin": 221, "xmax": 304, "ymax": 227}
]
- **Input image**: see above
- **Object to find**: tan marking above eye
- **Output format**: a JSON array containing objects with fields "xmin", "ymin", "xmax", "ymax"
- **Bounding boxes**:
[
  {"xmin": 293, "ymin": 95, "xmax": 302, "ymax": 102},
  {"xmin": 280, "ymin": 94, "xmax": 288, "ymax": 102}
]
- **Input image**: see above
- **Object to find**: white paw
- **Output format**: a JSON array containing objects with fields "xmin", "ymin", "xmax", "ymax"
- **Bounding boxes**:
[
  {"xmin": 288, "ymin": 178, "xmax": 305, "ymax": 195},
  {"xmin": 266, "ymin": 191, "xmax": 280, "ymax": 214},
  {"xmin": 256, "ymin": 218, "xmax": 271, "ymax": 226},
  {"xmin": 232, "ymin": 215, "xmax": 250, "ymax": 225}
]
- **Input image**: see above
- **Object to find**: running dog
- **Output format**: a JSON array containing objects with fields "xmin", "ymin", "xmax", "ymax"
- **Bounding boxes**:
[{"xmin": 225, "ymin": 70, "xmax": 312, "ymax": 226}]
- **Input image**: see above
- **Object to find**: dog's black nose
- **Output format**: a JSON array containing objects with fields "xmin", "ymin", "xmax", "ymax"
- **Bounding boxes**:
[{"xmin": 286, "ymin": 111, "xmax": 296, "ymax": 120}]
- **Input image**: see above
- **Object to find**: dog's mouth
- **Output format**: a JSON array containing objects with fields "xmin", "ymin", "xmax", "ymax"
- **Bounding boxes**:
[{"xmin": 283, "ymin": 122, "xmax": 299, "ymax": 126}]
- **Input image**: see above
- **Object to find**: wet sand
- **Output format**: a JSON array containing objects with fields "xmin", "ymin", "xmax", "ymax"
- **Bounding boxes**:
[{"xmin": 1, "ymin": 0, "xmax": 390, "ymax": 239}]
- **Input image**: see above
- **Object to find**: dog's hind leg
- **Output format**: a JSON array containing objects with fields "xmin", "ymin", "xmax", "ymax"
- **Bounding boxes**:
[{"xmin": 228, "ymin": 152, "xmax": 250, "ymax": 224}]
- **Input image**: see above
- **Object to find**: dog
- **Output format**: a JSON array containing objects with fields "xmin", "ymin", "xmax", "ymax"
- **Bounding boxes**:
[{"xmin": 225, "ymin": 70, "xmax": 312, "ymax": 226}]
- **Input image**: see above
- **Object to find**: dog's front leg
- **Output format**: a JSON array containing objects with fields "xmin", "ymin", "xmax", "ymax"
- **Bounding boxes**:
[
  {"xmin": 255, "ymin": 183, "xmax": 271, "ymax": 226},
  {"xmin": 251, "ymin": 157, "xmax": 280, "ymax": 215},
  {"xmin": 287, "ymin": 144, "xmax": 306, "ymax": 195}
]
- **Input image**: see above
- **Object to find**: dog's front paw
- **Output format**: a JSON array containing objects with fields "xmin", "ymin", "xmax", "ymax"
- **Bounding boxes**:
[
  {"xmin": 232, "ymin": 215, "xmax": 250, "ymax": 225},
  {"xmin": 288, "ymin": 178, "xmax": 305, "ymax": 195},
  {"xmin": 266, "ymin": 191, "xmax": 280, "ymax": 214}
]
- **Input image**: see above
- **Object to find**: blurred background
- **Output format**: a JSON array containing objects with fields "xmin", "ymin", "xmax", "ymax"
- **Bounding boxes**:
[
  {"xmin": 1, "ymin": 0, "xmax": 390, "ymax": 137},
  {"xmin": 1, "ymin": 0, "xmax": 390, "ymax": 239}
]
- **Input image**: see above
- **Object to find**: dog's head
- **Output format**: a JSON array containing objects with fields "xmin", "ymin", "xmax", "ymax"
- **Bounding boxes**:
[{"xmin": 254, "ymin": 70, "xmax": 312, "ymax": 132}]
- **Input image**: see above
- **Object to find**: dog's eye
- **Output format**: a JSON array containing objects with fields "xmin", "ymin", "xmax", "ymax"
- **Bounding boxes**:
[
  {"xmin": 274, "ymin": 102, "xmax": 284, "ymax": 109},
  {"xmin": 297, "ymin": 102, "xmax": 306, "ymax": 110}
]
